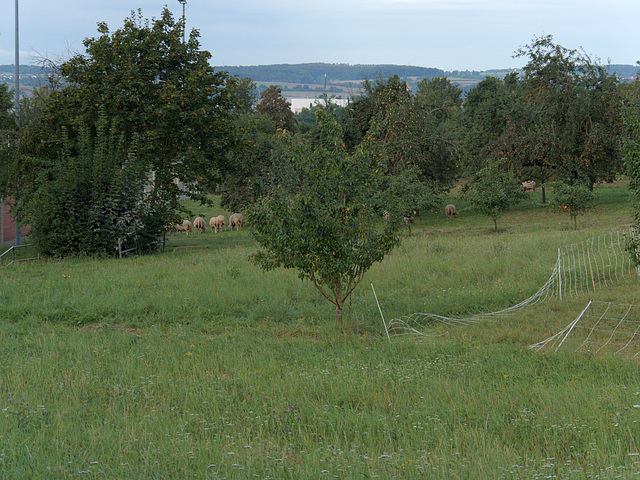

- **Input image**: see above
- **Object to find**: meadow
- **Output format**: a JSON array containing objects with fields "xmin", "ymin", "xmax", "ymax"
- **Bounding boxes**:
[{"xmin": 0, "ymin": 184, "xmax": 639, "ymax": 479}]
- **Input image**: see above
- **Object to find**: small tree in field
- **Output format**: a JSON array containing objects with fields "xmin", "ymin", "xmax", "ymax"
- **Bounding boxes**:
[
  {"xmin": 248, "ymin": 110, "xmax": 404, "ymax": 327},
  {"xmin": 547, "ymin": 181, "xmax": 597, "ymax": 230},
  {"xmin": 468, "ymin": 159, "xmax": 526, "ymax": 231}
]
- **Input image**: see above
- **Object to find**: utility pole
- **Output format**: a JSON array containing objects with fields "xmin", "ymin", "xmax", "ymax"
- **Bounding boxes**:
[
  {"xmin": 178, "ymin": 0, "xmax": 187, "ymax": 43},
  {"xmin": 14, "ymin": 0, "xmax": 21, "ymax": 246},
  {"xmin": 14, "ymin": 0, "xmax": 19, "ymax": 126}
]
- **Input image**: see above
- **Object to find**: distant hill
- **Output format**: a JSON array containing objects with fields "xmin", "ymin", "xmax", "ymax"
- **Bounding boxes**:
[
  {"xmin": 216, "ymin": 63, "xmax": 448, "ymax": 84},
  {"xmin": 2, "ymin": 62, "xmax": 639, "ymax": 99},
  {"xmin": 215, "ymin": 62, "xmax": 513, "ymax": 94}
]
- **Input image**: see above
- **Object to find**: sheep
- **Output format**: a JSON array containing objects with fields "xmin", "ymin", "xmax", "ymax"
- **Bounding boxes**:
[
  {"xmin": 193, "ymin": 216, "xmax": 206, "ymax": 233},
  {"xmin": 216, "ymin": 215, "xmax": 226, "ymax": 232},
  {"xmin": 383, "ymin": 210, "xmax": 390, "ymax": 222},
  {"xmin": 229, "ymin": 213, "xmax": 245, "ymax": 231},
  {"xmin": 173, "ymin": 219, "xmax": 192, "ymax": 235},
  {"xmin": 209, "ymin": 215, "xmax": 226, "ymax": 233},
  {"xmin": 445, "ymin": 204, "xmax": 458, "ymax": 219},
  {"xmin": 522, "ymin": 180, "xmax": 536, "ymax": 193}
]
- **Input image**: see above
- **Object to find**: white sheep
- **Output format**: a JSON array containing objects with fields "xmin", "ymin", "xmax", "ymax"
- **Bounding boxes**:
[
  {"xmin": 522, "ymin": 180, "xmax": 536, "ymax": 193},
  {"xmin": 174, "ymin": 219, "xmax": 192, "ymax": 235},
  {"xmin": 229, "ymin": 213, "xmax": 245, "ymax": 231},
  {"xmin": 193, "ymin": 216, "xmax": 206, "ymax": 233},
  {"xmin": 209, "ymin": 215, "xmax": 226, "ymax": 233},
  {"xmin": 445, "ymin": 204, "xmax": 458, "ymax": 218}
]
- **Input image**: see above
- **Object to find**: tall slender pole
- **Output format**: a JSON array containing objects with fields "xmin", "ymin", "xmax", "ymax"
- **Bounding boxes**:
[
  {"xmin": 178, "ymin": 0, "xmax": 186, "ymax": 43},
  {"xmin": 14, "ymin": 0, "xmax": 19, "ymax": 125},
  {"xmin": 14, "ymin": 0, "xmax": 21, "ymax": 246}
]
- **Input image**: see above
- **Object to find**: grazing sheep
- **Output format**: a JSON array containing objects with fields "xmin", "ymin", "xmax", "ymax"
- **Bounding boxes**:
[
  {"xmin": 383, "ymin": 210, "xmax": 390, "ymax": 222},
  {"xmin": 173, "ymin": 219, "xmax": 192, "ymax": 235},
  {"xmin": 216, "ymin": 215, "xmax": 226, "ymax": 232},
  {"xmin": 445, "ymin": 204, "xmax": 458, "ymax": 219},
  {"xmin": 193, "ymin": 216, "xmax": 206, "ymax": 233},
  {"xmin": 522, "ymin": 180, "xmax": 536, "ymax": 192},
  {"xmin": 209, "ymin": 215, "xmax": 226, "ymax": 233},
  {"xmin": 229, "ymin": 213, "xmax": 245, "ymax": 231}
]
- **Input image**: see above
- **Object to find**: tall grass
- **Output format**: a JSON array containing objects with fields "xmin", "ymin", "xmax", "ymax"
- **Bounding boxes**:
[{"xmin": 0, "ymin": 184, "xmax": 639, "ymax": 479}]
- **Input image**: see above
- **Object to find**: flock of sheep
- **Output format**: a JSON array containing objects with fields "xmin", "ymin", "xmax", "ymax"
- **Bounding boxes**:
[
  {"xmin": 173, "ymin": 213, "xmax": 245, "ymax": 235},
  {"xmin": 174, "ymin": 185, "xmax": 535, "ymax": 236}
]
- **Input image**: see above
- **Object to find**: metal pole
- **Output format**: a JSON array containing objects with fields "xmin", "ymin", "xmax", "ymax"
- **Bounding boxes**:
[
  {"xmin": 14, "ymin": 0, "xmax": 19, "ymax": 125},
  {"xmin": 178, "ymin": 0, "xmax": 186, "ymax": 43},
  {"xmin": 14, "ymin": 0, "xmax": 21, "ymax": 246}
]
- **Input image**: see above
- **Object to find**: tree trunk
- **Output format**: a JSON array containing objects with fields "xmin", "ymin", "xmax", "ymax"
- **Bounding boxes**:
[
  {"xmin": 494, "ymin": 218, "xmax": 498, "ymax": 231},
  {"xmin": 541, "ymin": 186, "xmax": 546, "ymax": 204},
  {"xmin": 336, "ymin": 302, "xmax": 343, "ymax": 327}
]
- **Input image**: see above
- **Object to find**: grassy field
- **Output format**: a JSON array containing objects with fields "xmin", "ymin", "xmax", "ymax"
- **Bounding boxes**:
[{"xmin": 1, "ymin": 184, "xmax": 639, "ymax": 479}]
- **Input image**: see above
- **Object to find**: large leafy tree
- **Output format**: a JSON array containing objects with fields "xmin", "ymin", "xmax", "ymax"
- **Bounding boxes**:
[
  {"xmin": 621, "ymin": 78, "xmax": 640, "ymax": 266},
  {"xmin": 343, "ymin": 75, "xmax": 460, "ymax": 190},
  {"xmin": 249, "ymin": 110, "xmax": 404, "ymax": 327},
  {"xmin": 462, "ymin": 73, "xmax": 522, "ymax": 174},
  {"xmin": 512, "ymin": 36, "xmax": 623, "ymax": 192},
  {"xmin": 9, "ymin": 8, "xmax": 238, "ymax": 255},
  {"xmin": 27, "ymin": 112, "xmax": 149, "ymax": 257}
]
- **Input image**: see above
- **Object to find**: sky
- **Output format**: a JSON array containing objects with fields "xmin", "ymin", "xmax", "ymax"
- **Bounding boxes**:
[{"xmin": 1, "ymin": 0, "xmax": 640, "ymax": 72}]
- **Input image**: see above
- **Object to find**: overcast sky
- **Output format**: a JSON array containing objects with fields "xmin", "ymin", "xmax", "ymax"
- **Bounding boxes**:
[{"xmin": 1, "ymin": 1, "xmax": 639, "ymax": 71}]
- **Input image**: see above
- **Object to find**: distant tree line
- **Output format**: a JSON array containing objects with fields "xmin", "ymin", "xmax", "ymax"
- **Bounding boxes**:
[{"xmin": 216, "ymin": 63, "xmax": 447, "ymax": 85}]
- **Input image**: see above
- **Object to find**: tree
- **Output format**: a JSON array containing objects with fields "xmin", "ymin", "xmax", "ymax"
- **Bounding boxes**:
[
  {"xmin": 512, "ymin": 35, "xmax": 623, "ymax": 193},
  {"xmin": 342, "ymin": 75, "xmax": 460, "ymax": 189},
  {"xmin": 9, "ymin": 8, "xmax": 237, "ymax": 255},
  {"xmin": 256, "ymin": 85, "xmax": 297, "ymax": 132},
  {"xmin": 0, "ymin": 83, "xmax": 16, "ymax": 199},
  {"xmin": 218, "ymin": 111, "xmax": 284, "ymax": 211},
  {"xmin": 0, "ymin": 83, "xmax": 13, "ymax": 132},
  {"xmin": 468, "ymin": 159, "xmax": 526, "ymax": 231},
  {"xmin": 547, "ymin": 181, "xmax": 597, "ymax": 230},
  {"xmin": 248, "ymin": 110, "xmax": 404, "ymax": 327},
  {"xmin": 26, "ymin": 112, "xmax": 149, "ymax": 257},
  {"xmin": 621, "ymin": 78, "xmax": 640, "ymax": 265},
  {"xmin": 462, "ymin": 73, "xmax": 522, "ymax": 175}
]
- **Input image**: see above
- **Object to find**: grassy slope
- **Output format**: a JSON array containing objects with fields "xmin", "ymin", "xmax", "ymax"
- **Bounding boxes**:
[{"xmin": 0, "ymin": 184, "xmax": 639, "ymax": 479}]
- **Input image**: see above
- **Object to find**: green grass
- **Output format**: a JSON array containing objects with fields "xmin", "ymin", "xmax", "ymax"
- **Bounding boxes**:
[{"xmin": 0, "ymin": 183, "xmax": 639, "ymax": 479}]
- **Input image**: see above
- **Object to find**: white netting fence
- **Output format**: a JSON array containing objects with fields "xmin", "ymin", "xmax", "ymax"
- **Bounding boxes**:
[
  {"xmin": 381, "ymin": 230, "xmax": 639, "ymax": 338},
  {"xmin": 530, "ymin": 300, "xmax": 640, "ymax": 359}
]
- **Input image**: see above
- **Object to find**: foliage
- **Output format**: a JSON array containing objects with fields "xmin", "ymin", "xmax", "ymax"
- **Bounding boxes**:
[
  {"xmin": 342, "ymin": 75, "xmax": 460, "ymax": 189},
  {"xmin": 547, "ymin": 181, "xmax": 597, "ymax": 230},
  {"xmin": 461, "ymin": 73, "xmax": 522, "ymax": 174},
  {"xmin": 256, "ymin": 85, "xmax": 297, "ymax": 132},
  {"xmin": 512, "ymin": 35, "xmax": 623, "ymax": 190},
  {"xmin": 463, "ymin": 37, "xmax": 623, "ymax": 204},
  {"xmin": 218, "ymin": 112, "xmax": 285, "ymax": 211},
  {"xmin": 621, "ymin": 79, "xmax": 640, "ymax": 265},
  {"xmin": 9, "ymin": 8, "xmax": 237, "ymax": 244},
  {"xmin": 23, "ymin": 112, "xmax": 150, "ymax": 257},
  {"xmin": 0, "ymin": 83, "xmax": 16, "ymax": 199},
  {"xmin": 468, "ymin": 159, "xmax": 526, "ymax": 231},
  {"xmin": 248, "ymin": 110, "xmax": 404, "ymax": 326}
]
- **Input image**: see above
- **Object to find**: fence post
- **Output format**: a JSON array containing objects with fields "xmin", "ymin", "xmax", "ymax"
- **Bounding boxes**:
[{"xmin": 118, "ymin": 238, "xmax": 122, "ymax": 259}]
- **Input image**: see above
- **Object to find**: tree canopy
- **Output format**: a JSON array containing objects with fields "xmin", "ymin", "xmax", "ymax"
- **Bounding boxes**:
[
  {"xmin": 248, "ymin": 109, "xmax": 404, "ymax": 327},
  {"xmin": 8, "ymin": 8, "xmax": 239, "ymax": 256}
]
